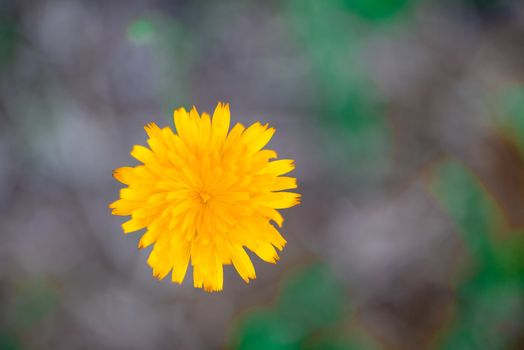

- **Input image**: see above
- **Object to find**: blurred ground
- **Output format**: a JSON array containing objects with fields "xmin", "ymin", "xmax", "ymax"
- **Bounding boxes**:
[{"xmin": 2, "ymin": 0, "xmax": 524, "ymax": 349}]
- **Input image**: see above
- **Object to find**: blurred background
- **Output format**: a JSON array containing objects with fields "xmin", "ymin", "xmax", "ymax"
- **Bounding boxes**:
[{"xmin": 2, "ymin": 0, "xmax": 524, "ymax": 349}]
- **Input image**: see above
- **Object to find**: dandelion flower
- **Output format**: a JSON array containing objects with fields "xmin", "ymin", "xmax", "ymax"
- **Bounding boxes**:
[{"xmin": 110, "ymin": 103, "xmax": 300, "ymax": 292}]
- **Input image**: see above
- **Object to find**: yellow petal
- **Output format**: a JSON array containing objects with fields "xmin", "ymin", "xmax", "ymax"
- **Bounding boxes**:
[
  {"xmin": 112, "ymin": 167, "xmax": 135, "ymax": 185},
  {"xmin": 249, "ymin": 242, "xmax": 279, "ymax": 263},
  {"xmin": 131, "ymin": 145, "xmax": 154, "ymax": 164},
  {"xmin": 256, "ymin": 206, "xmax": 284, "ymax": 227},
  {"xmin": 199, "ymin": 112, "xmax": 211, "ymax": 145},
  {"xmin": 172, "ymin": 243, "xmax": 190, "ymax": 283},
  {"xmin": 224, "ymin": 123, "xmax": 245, "ymax": 150},
  {"xmin": 270, "ymin": 177, "xmax": 297, "ymax": 191},
  {"xmin": 242, "ymin": 123, "xmax": 275, "ymax": 155},
  {"xmin": 210, "ymin": 102, "xmax": 230, "ymax": 148},
  {"xmin": 229, "ymin": 245, "xmax": 256, "ymax": 282},
  {"xmin": 262, "ymin": 159, "xmax": 295, "ymax": 176},
  {"xmin": 122, "ymin": 218, "xmax": 146, "ymax": 233},
  {"xmin": 257, "ymin": 192, "xmax": 301, "ymax": 209},
  {"xmin": 173, "ymin": 107, "xmax": 189, "ymax": 134},
  {"xmin": 174, "ymin": 107, "xmax": 198, "ymax": 147}
]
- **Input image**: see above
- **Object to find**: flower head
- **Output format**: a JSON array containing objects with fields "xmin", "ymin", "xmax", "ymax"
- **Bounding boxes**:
[{"xmin": 110, "ymin": 103, "xmax": 300, "ymax": 291}]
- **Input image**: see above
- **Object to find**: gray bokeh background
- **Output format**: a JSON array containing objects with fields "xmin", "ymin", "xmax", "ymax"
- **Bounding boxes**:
[{"xmin": 2, "ymin": 0, "xmax": 524, "ymax": 349}]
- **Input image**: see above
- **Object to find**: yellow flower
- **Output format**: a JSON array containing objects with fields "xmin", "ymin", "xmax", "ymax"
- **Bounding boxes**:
[{"xmin": 110, "ymin": 103, "xmax": 300, "ymax": 292}]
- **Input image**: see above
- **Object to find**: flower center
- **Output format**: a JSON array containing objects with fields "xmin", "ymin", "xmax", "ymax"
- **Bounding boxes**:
[{"xmin": 198, "ymin": 191, "xmax": 212, "ymax": 204}]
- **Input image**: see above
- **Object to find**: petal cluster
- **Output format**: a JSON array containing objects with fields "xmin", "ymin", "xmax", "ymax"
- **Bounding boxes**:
[{"xmin": 110, "ymin": 103, "xmax": 300, "ymax": 291}]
